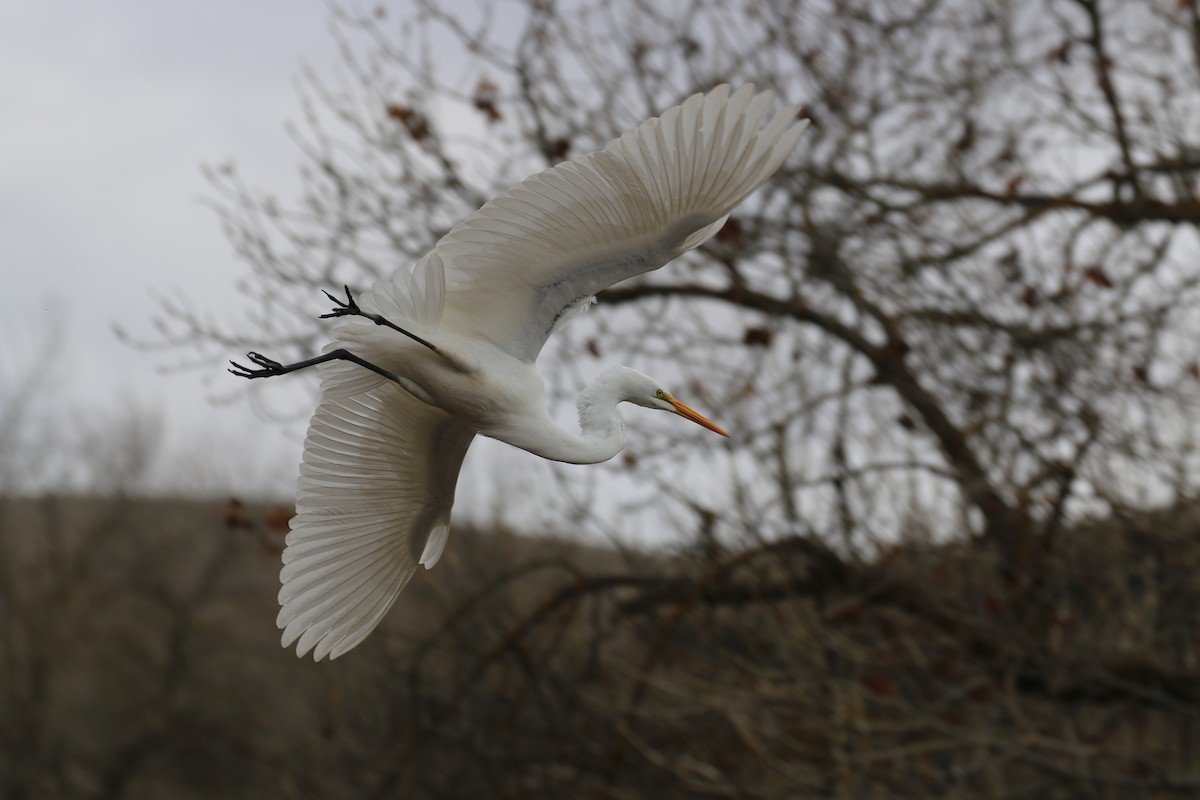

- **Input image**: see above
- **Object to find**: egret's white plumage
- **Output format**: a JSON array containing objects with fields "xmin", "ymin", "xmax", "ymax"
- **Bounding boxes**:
[{"xmin": 273, "ymin": 84, "xmax": 808, "ymax": 659}]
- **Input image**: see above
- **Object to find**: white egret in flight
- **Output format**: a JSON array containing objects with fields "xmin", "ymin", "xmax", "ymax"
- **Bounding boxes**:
[{"xmin": 231, "ymin": 84, "xmax": 808, "ymax": 659}]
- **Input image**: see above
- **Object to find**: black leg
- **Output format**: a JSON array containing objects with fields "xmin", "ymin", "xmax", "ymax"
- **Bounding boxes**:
[
  {"xmin": 320, "ymin": 285, "xmax": 438, "ymax": 352},
  {"xmin": 228, "ymin": 349, "xmax": 402, "ymax": 384}
]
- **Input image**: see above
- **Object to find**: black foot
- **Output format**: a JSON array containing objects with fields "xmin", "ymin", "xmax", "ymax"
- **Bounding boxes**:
[
  {"xmin": 319, "ymin": 285, "xmax": 364, "ymax": 321},
  {"xmin": 316, "ymin": 285, "xmax": 437, "ymax": 352},
  {"xmin": 228, "ymin": 347, "xmax": 403, "ymax": 384},
  {"xmin": 228, "ymin": 351, "xmax": 288, "ymax": 379}
]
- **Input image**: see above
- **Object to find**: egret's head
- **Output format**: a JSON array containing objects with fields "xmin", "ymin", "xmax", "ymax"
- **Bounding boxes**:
[{"xmin": 618, "ymin": 368, "xmax": 728, "ymax": 438}]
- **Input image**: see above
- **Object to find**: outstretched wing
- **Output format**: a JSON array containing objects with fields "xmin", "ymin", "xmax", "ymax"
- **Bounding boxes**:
[
  {"xmin": 277, "ymin": 382, "xmax": 474, "ymax": 660},
  {"xmin": 423, "ymin": 83, "xmax": 807, "ymax": 362}
]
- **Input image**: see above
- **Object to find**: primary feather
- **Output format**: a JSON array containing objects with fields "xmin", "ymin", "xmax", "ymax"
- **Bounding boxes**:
[
  {"xmin": 278, "ymin": 84, "xmax": 807, "ymax": 659},
  {"xmin": 280, "ymin": 383, "xmax": 473, "ymax": 660}
]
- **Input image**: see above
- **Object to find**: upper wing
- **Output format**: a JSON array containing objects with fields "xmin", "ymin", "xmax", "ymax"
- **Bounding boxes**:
[
  {"xmin": 277, "ymin": 381, "xmax": 474, "ymax": 660},
  {"xmin": 407, "ymin": 84, "xmax": 808, "ymax": 362}
]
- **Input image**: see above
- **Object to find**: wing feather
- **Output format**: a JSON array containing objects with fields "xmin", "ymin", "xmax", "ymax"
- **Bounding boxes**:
[
  {"xmin": 278, "ymin": 385, "xmax": 474, "ymax": 660},
  {"xmin": 368, "ymin": 84, "xmax": 806, "ymax": 362}
]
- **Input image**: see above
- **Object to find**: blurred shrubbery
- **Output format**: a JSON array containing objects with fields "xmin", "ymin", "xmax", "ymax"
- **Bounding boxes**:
[{"xmin": 3, "ymin": 493, "xmax": 1200, "ymax": 798}]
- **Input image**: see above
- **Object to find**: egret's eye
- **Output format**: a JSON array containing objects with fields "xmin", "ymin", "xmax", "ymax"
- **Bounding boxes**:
[{"xmin": 655, "ymin": 389, "xmax": 667, "ymax": 400}]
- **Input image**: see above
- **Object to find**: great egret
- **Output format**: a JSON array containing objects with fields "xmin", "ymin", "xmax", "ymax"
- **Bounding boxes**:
[{"xmin": 231, "ymin": 84, "xmax": 808, "ymax": 660}]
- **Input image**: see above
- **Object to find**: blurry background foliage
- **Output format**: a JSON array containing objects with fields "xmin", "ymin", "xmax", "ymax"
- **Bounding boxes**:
[{"xmin": 5, "ymin": 0, "xmax": 1200, "ymax": 797}]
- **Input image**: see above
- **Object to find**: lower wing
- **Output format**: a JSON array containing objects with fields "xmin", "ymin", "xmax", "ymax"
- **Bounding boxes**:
[{"xmin": 277, "ymin": 384, "xmax": 474, "ymax": 660}]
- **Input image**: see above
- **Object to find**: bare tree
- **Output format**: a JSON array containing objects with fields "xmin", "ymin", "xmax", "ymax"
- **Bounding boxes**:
[
  {"xmin": 130, "ymin": 0, "xmax": 1200, "ymax": 796},
  {"xmin": 160, "ymin": 0, "xmax": 1200, "ymax": 553}
]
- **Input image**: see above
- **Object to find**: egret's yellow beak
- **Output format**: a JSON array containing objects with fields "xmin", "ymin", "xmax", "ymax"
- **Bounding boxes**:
[{"xmin": 668, "ymin": 395, "xmax": 729, "ymax": 438}]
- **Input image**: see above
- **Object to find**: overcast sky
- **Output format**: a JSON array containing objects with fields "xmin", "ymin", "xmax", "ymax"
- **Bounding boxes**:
[
  {"xmin": 1, "ymin": 0, "xmax": 578, "ymax": 535},
  {"xmin": 2, "ymin": 2, "xmax": 352, "ymax": 495}
]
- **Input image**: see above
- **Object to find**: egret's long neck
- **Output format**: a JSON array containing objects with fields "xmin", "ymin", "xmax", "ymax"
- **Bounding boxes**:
[{"xmin": 502, "ymin": 370, "xmax": 631, "ymax": 465}]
